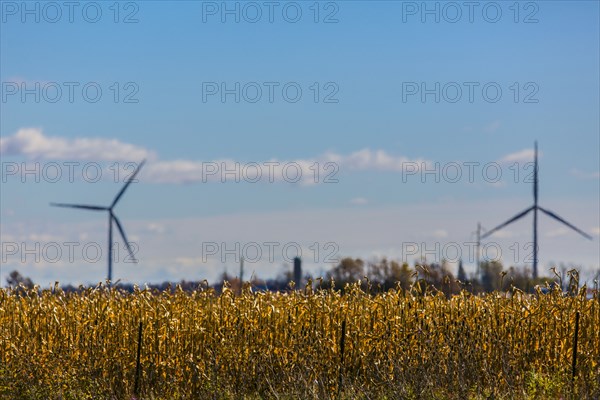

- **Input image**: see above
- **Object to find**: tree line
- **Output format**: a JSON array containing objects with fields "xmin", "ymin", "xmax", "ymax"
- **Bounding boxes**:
[{"xmin": 6, "ymin": 257, "xmax": 586, "ymax": 295}]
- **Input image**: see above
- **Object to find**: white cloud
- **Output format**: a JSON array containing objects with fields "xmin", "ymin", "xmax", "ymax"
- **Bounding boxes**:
[
  {"xmin": 175, "ymin": 257, "xmax": 205, "ymax": 267},
  {"xmin": 0, "ymin": 233, "xmax": 16, "ymax": 242},
  {"xmin": 145, "ymin": 158, "xmax": 322, "ymax": 185},
  {"xmin": 145, "ymin": 223, "xmax": 166, "ymax": 235},
  {"xmin": 141, "ymin": 149, "xmax": 428, "ymax": 185},
  {"xmin": 325, "ymin": 148, "xmax": 428, "ymax": 172},
  {"xmin": 483, "ymin": 120, "xmax": 501, "ymax": 134},
  {"xmin": 570, "ymin": 168, "xmax": 600, "ymax": 180},
  {"xmin": 499, "ymin": 148, "xmax": 538, "ymax": 164},
  {"xmin": 433, "ymin": 229, "xmax": 448, "ymax": 238},
  {"xmin": 487, "ymin": 180, "xmax": 507, "ymax": 188},
  {"xmin": 27, "ymin": 233, "xmax": 65, "ymax": 242},
  {"xmin": 486, "ymin": 230, "xmax": 515, "ymax": 239},
  {"xmin": 546, "ymin": 227, "xmax": 570, "ymax": 238},
  {"xmin": 0, "ymin": 128, "xmax": 156, "ymax": 161},
  {"xmin": 2, "ymin": 128, "xmax": 428, "ymax": 185},
  {"xmin": 145, "ymin": 160, "xmax": 208, "ymax": 184}
]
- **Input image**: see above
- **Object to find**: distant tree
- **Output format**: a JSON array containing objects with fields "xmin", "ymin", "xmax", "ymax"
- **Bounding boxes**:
[
  {"xmin": 220, "ymin": 268, "xmax": 232, "ymax": 283},
  {"xmin": 275, "ymin": 264, "xmax": 294, "ymax": 290},
  {"xmin": 263, "ymin": 264, "xmax": 296, "ymax": 291},
  {"xmin": 326, "ymin": 257, "xmax": 365, "ymax": 289},
  {"xmin": 6, "ymin": 270, "xmax": 34, "ymax": 289},
  {"xmin": 393, "ymin": 261, "xmax": 415, "ymax": 291},
  {"xmin": 367, "ymin": 258, "xmax": 390, "ymax": 289},
  {"xmin": 480, "ymin": 261, "xmax": 504, "ymax": 292},
  {"xmin": 277, "ymin": 264, "xmax": 294, "ymax": 285},
  {"xmin": 504, "ymin": 265, "xmax": 533, "ymax": 291},
  {"xmin": 368, "ymin": 258, "xmax": 414, "ymax": 291},
  {"xmin": 413, "ymin": 260, "xmax": 459, "ymax": 296}
]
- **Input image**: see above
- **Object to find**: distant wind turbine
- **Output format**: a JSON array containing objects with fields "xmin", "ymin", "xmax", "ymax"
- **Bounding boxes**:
[
  {"xmin": 51, "ymin": 160, "xmax": 145, "ymax": 282},
  {"xmin": 481, "ymin": 142, "xmax": 591, "ymax": 279}
]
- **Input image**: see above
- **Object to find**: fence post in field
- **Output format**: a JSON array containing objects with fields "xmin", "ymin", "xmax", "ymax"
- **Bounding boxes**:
[
  {"xmin": 338, "ymin": 318, "xmax": 346, "ymax": 399},
  {"xmin": 571, "ymin": 311, "xmax": 580, "ymax": 395},
  {"xmin": 134, "ymin": 321, "xmax": 143, "ymax": 397}
]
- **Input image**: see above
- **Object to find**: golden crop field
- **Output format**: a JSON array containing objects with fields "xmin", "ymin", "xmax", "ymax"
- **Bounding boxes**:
[{"xmin": 0, "ymin": 283, "xmax": 598, "ymax": 399}]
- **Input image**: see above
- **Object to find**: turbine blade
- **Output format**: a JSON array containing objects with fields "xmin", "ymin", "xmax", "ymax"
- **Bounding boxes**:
[
  {"xmin": 111, "ymin": 160, "xmax": 146, "ymax": 208},
  {"xmin": 538, "ymin": 206, "xmax": 593, "ymax": 240},
  {"xmin": 112, "ymin": 214, "xmax": 137, "ymax": 262},
  {"xmin": 481, "ymin": 206, "xmax": 534, "ymax": 239},
  {"xmin": 50, "ymin": 203, "xmax": 108, "ymax": 211}
]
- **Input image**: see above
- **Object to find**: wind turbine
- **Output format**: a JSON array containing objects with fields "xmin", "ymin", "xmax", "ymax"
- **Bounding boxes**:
[
  {"xmin": 481, "ymin": 142, "xmax": 592, "ymax": 279},
  {"xmin": 51, "ymin": 160, "xmax": 145, "ymax": 282}
]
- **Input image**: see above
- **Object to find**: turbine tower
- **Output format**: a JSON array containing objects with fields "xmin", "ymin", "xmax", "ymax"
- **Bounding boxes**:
[
  {"xmin": 481, "ymin": 142, "xmax": 591, "ymax": 279},
  {"xmin": 51, "ymin": 160, "xmax": 145, "ymax": 282}
]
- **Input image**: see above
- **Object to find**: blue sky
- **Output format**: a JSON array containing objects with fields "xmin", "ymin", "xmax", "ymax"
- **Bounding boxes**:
[{"xmin": 1, "ymin": 1, "xmax": 599, "ymax": 286}]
